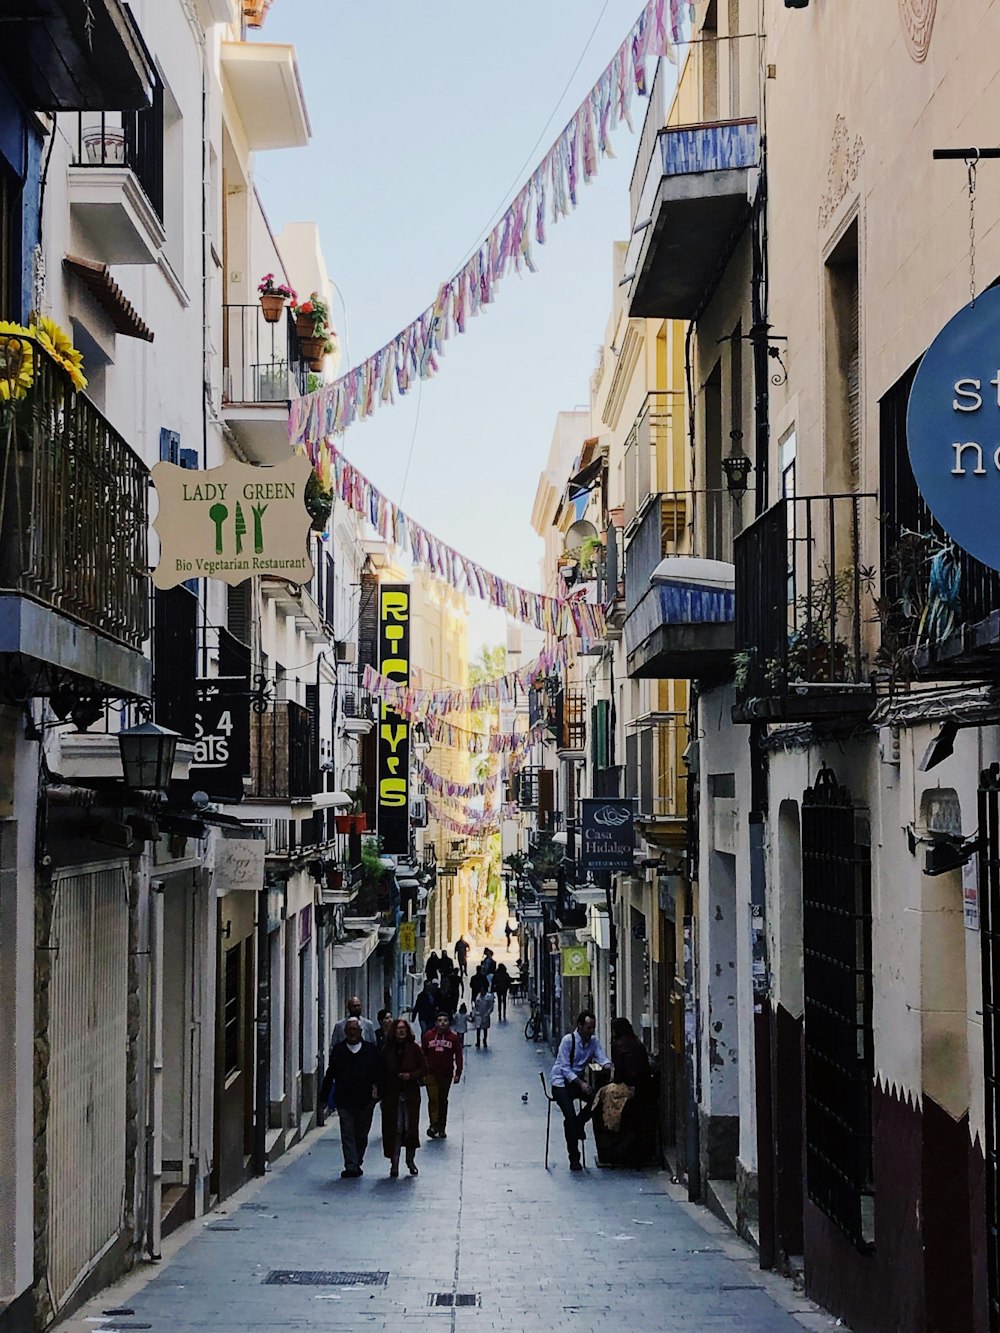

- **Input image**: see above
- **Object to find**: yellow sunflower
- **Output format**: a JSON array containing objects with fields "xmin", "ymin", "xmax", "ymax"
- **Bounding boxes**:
[
  {"xmin": 33, "ymin": 315, "xmax": 87, "ymax": 392},
  {"xmin": 0, "ymin": 321, "xmax": 34, "ymax": 402}
]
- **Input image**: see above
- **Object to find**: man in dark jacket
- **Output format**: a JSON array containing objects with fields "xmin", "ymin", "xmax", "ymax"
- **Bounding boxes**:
[
  {"xmin": 320, "ymin": 1018, "xmax": 383, "ymax": 1178},
  {"xmin": 410, "ymin": 979, "xmax": 440, "ymax": 1034},
  {"xmin": 421, "ymin": 1012, "xmax": 464, "ymax": 1138}
]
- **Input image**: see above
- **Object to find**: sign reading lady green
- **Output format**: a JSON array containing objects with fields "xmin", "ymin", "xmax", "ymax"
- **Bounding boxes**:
[
  {"xmin": 151, "ymin": 455, "xmax": 314, "ymax": 588},
  {"xmin": 907, "ymin": 286, "xmax": 1000, "ymax": 571}
]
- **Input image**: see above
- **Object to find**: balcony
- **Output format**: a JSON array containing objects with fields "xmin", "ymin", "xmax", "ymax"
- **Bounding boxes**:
[
  {"xmin": 0, "ymin": 334, "xmax": 149, "ymax": 699},
  {"xmin": 247, "ymin": 700, "xmax": 315, "ymax": 806},
  {"xmin": 624, "ymin": 488, "xmax": 736, "ymax": 680},
  {"xmin": 625, "ymin": 712, "xmax": 688, "ymax": 847},
  {"xmin": 0, "ymin": 0, "xmax": 155, "ymax": 111},
  {"xmin": 220, "ymin": 41, "xmax": 311, "ymax": 152},
  {"xmin": 221, "ymin": 304, "xmax": 309, "ymax": 464},
  {"xmin": 733, "ymin": 494, "xmax": 877, "ymax": 723},
  {"xmin": 625, "ymin": 117, "xmax": 759, "ymax": 319},
  {"xmin": 555, "ymin": 689, "xmax": 586, "ymax": 756},
  {"xmin": 68, "ymin": 91, "xmax": 165, "ymax": 264},
  {"xmin": 622, "ymin": 391, "xmax": 685, "ymax": 529}
]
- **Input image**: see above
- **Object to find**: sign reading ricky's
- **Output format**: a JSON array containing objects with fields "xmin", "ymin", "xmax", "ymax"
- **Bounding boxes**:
[
  {"xmin": 151, "ymin": 454, "xmax": 314, "ymax": 589},
  {"xmin": 907, "ymin": 285, "xmax": 1000, "ymax": 572}
]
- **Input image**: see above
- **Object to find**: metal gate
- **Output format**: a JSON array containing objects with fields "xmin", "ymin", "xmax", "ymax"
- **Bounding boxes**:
[
  {"xmin": 47, "ymin": 863, "xmax": 129, "ymax": 1309},
  {"xmin": 801, "ymin": 766, "xmax": 874, "ymax": 1251},
  {"xmin": 978, "ymin": 765, "xmax": 1000, "ymax": 1332}
]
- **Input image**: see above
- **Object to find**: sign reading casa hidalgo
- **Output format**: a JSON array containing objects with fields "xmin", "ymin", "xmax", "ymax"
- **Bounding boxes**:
[
  {"xmin": 151, "ymin": 454, "xmax": 314, "ymax": 589},
  {"xmin": 579, "ymin": 797, "xmax": 635, "ymax": 872},
  {"xmin": 907, "ymin": 285, "xmax": 1000, "ymax": 571}
]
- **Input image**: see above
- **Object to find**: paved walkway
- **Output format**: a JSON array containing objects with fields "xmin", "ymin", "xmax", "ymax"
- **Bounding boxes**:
[{"xmin": 61, "ymin": 1005, "xmax": 843, "ymax": 1333}]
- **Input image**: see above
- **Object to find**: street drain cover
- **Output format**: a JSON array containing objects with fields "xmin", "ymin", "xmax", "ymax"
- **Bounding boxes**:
[
  {"xmin": 205, "ymin": 1224, "xmax": 240, "ymax": 1231},
  {"xmin": 264, "ymin": 1271, "xmax": 388, "ymax": 1287},
  {"xmin": 429, "ymin": 1294, "xmax": 480, "ymax": 1307}
]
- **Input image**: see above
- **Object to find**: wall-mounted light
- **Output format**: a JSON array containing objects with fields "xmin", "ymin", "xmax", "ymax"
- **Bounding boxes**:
[
  {"xmin": 721, "ymin": 430, "xmax": 753, "ymax": 499},
  {"xmin": 118, "ymin": 721, "xmax": 180, "ymax": 793}
]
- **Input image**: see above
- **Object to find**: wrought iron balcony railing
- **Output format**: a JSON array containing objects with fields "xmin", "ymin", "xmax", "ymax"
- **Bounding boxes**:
[
  {"xmin": 622, "ymin": 391, "xmax": 685, "ymax": 530},
  {"xmin": 625, "ymin": 712, "xmax": 688, "ymax": 821},
  {"xmin": 72, "ymin": 78, "xmax": 165, "ymax": 222},
  {"xmin": 0, "ymin": 333, "xmax": 148, "ymax": 650},
  {"xmin": 248, "ymin": 700, "xmax": 314, "ymax": 800},
  {"xmin": 222, "ymin": 304, "xmax": 309, "ymax": 405},
  {"xmin": 734, "ymin": 493, "xmax": 876, "ymax": 720}
]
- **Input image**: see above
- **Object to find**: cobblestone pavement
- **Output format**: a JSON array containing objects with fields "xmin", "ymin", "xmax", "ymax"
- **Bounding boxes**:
[{"xmin": 61, "ymin": 1007, "xmax": 844, "ymax": 1333}]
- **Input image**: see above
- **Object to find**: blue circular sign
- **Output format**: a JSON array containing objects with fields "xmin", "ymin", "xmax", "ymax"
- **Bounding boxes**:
[{"xmin": 907, "ymin": 285, "xmax": 1000, "ymax": 571}]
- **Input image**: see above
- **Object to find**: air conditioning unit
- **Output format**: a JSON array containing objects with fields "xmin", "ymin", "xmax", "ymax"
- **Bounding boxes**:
[
  {"xmin": 410, "ymin": 795, "xmax": 427, "ymax": 828},
  {"xmin": 335, "ymin": 640, "xmax": 358, "ymax": 665}
]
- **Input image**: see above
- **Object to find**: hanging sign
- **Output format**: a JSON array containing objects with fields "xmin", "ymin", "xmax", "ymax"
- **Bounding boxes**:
[
  {"xmin": 907, "ymin": 285, "xmax": 1000, "ymax": 571},
  {"xmin": 377, "ymin": 583, "xmax": 411, "ymax": 854},
  {"xmin": 579, "ymin": 797, "xmax": 635, "ymax": 871},
  {"xmin": 398, "ymin": 920, "xmax": 417, "ymax": 953},
  {"xmin": 561, "ymin": 944, "xmax": 591, "ymax": 977},
  {"xmin": 151, "ymin": 455, "xmax": 314, "ymax": 589}
]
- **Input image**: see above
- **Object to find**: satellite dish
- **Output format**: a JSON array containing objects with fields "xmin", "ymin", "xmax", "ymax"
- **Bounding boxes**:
[{"xmin": 565, "ymin": 519, "xmax": 597, "ymax": 550}]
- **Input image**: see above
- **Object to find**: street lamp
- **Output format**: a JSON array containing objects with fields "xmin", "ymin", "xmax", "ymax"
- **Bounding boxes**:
[
  {"xmin": 721, "ymin": 430, "xmax": 752, "ymax": 499},
  {"xmin": 118, "ymin": 721, "xmax": 181, "ymax": 792}
]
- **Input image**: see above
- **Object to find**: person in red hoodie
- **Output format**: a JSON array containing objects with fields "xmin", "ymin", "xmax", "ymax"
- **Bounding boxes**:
[{"xmin": 421, "ymin": 1011, "xmax": 464, "ymax": 1139}]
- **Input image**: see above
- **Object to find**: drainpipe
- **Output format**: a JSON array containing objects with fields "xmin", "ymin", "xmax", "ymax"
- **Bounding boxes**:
[
  {"xmin": 253, "ymin": 888, "xmax": 271, "ymax": 1175},
  {"xmin": 146, "ymin": 879, "xmax": 164, "ymax": 1261}
]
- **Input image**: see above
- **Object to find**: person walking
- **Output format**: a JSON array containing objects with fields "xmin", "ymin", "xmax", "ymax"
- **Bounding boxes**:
[
  {"xmin": 411, "ymin": 978, "xmax": 440, "ymax": 1035},
  {"xmin": 481, "ymin": 947, "xmax": 497, "ymax": 983},
  {"xmin": 454, "ymin": 935, "xmax": 469, "ymax": 977},
  {"xmin": 421, "ymin": 1012, "xmax": 464, "ymax": 1138},
  {"xmin": 550, "ymin": 1010, "xmax": 612, "ymax": 1171},
  {"xmin": 504, "ymin": 921, "xmax": 514, "ymax": 951},
  {"xmin": 376, "ymin": 1009, "xmax": 394, "ymax": 1051},
  {"xmin": 441, "ymin": 968, "xmax": 461, "ymax": 1020},
  {"xmin": 319, "ymin": 1018, "xmax": 382, "ymax": 1178},
  {"xmin": 492, "ymin": 963, "xmax": 511, "ymax": 1021},
  {"xmin": 424, "ymin": 950, "xmax": 441, "ymax": 984},
  {"xmin": 439, "ymin": 948, "xmax": 454, "ymax": 979},
  {"xmin": 453, "ymin": 1003, "xmax": 469, "ymax": 1051},
  {"xmin": 331, "ymin": 995, "xmax": 377, "ymax": 1045},
  {"xmin": 472, "ymin": 988, "xmax": 495, "ymax": 1050},
  {"xmin": 381, "ymin": 1018, "xmax": 427, "ymax": 1177}
]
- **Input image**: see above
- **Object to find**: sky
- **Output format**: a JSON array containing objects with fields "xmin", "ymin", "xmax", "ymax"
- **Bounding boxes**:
[{"xmin": 255, "ymin": 0, "xmax": 653, "ymax": 654}]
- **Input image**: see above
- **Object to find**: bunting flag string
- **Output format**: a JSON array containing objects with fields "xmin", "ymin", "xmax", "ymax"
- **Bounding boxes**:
[
  {"xmin": 424, "ymin": 712, "xmax": 547, "ymax": 755},
  {"xmin": 426, "ymin": 796, "xmax": 519, "ymax": 837},
  {"xmin": 362, "ymin": 643, "xmax": 569, "ymax": 720},
  {"xmin": 419, "ymin": 763, "xmax": 500, "ymax": 800},
  {"xmin": 328, "ymin": 446, "xmax": 606, "ymax": 645},
  {"xmin": 289, "ymin": 0, "xmax": 695, "ymax": 452}
]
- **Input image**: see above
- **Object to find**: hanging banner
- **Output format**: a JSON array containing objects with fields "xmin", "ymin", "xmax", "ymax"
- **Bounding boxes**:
[
  {"xmin": 579, "ymin": 797, "xmax": 636, "ymax": 871},
  {"xmin": 561, "ymin": 944, "xmax": 591, "ymax": 977},
  {"xmin": 377, "ymin": 583, "xmax": 411, "ymax": 854},
  {"xmin": 907, "ymin": 285, "xmax": 1000, "ymax": 571},
  {"xmin": 151, "ymin": 455, "xmax": 314, "ymax": 589}
]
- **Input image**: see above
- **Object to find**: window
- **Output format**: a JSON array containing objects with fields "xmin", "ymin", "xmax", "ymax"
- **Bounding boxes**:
[
  {"xmin": 223, "ymin": 944, "xmax": 241, "ymax": 1079},
  {"xmin": 824, "ymin": 219, "xmax": 861, "ymax": 492}
]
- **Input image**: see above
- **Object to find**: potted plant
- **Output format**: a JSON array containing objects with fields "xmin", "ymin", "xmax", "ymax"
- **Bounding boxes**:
[
  {"xmin": 334, "ymin": 784, "xmax": 368, "ymax": 834},
  {"xmin": 305, "ymin": 471, "xmax": 333, "ymax": 533},
  {"xmin": 293, "ymin": 292, "xmax": 330, "ymax": 340},
  {"xmin": 258, "ymin": 274, "xmax": 295, "ymax": 323}
]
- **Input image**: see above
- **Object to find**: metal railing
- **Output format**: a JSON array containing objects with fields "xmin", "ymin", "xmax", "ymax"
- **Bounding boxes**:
[
  {"xmin": 248, "ymin": 701, "xmax": 314, "ymax": 800},
  {"xmin": 557, "ymin": 689, "xmax": 586, "ymax": 751},
  {"xmin": 222, "ymin": 304, "xmax": 309, "ymax": 405},
  {"xmin": 0, "ymin": 334, "xmax": 148, "ymax": 649},
  {"xmin": 625, "ymin": 712, "xmax": 688, "ymax": 820},
  {"xmin": 624, "ymin": 489, "xmax": 731, "ymax": 615},
  {"xmin": 622, "ymin": 391, "xmax": 685, "ymax": 529},
  {"xmin": 734, "ymin": 494, "xmax": 876, "ymax": 705},
  {"xmin": 72, "ymin": 77, "xmax": 164, "ymax": 221},
  {"xmin": 629, "ymin": 57, "xmax": 666, "ymax": 224}
]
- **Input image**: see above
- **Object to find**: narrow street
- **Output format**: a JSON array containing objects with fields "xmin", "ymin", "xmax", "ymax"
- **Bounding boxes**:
[{"xmin": 62, "ymin": 998, "xmax": 836, "ymax": 1333}]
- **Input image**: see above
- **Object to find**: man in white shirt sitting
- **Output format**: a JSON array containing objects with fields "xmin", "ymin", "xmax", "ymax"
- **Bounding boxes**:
[{"xmin": 549, "ymin": 1010, "xmax": 611, "ymax": 1171}]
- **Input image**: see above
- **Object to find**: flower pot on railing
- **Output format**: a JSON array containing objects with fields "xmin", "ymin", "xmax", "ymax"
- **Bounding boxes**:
[
  {"xmin": 325, "ymin": 866, "xmax": 344, "ymax": 891},
  {"xmin": 259, "ymin": 292, "xmax": 286, "ymax": 323},
  {"xmin": 299, "ymin": 336, "xmax": 325, "ymax": 369},
  {"xmin": 334, "ymin": 813, "xmax": 368, "ymax": 834}
]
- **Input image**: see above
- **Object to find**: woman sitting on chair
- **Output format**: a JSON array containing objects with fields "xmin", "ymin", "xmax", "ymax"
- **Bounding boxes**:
[{"xmin": 592, "ymin": 1017, "xmax": 655, "ymax": 1167}]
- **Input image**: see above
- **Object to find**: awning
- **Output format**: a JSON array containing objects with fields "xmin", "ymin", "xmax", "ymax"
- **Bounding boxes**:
[
  {"xmin": 330, "ymin": 924, "xmax": 379, "ymax": 970},
  {"xmin": 64, "ymin": 255, "xmax": 153, "ymax": 340},
  {"xmin": 567, "ymin": 453, "xmax": 604, "ymax": 498}
]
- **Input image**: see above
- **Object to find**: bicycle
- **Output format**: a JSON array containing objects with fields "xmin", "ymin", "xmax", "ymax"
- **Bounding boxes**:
[{"xmin": 524, "ymin": 996, "xmax": 546, "ymax": 1043}]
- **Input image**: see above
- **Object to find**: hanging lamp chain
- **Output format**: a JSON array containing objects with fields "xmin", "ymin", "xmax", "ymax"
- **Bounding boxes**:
[{"xmin": 967, "ymin": 148, "xmax": 979, "ymax": 305}]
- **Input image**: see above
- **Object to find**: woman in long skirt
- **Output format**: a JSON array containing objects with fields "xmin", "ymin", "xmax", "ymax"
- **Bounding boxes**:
[{"xmin": 381, "ymin": 1018, "xmax": 427, "ymax": 1176}]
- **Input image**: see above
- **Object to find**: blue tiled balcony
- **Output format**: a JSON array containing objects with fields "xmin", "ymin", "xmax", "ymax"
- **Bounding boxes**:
[{"xmin": 626, "ymin": 118, "xmax": 759, "ymax": 319}]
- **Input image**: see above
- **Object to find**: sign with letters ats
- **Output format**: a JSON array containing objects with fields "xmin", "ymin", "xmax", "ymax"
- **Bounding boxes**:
[
  {"xmin": 579, "ymin": 797, "xmax": 635, "ymax": 872},
  {"xmin": 151, "ymin": 454, "xmax": 314, "ymax": 589},
  {"xmin": 907, "ymin": 285, "xmax": 1000, "ymax": 571},
  {"xmin": 377, "ymin": 583, "xmax": 410, "ymax": 854}
]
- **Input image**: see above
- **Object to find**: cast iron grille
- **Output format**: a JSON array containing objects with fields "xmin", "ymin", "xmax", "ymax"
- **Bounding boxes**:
[
  {"xmin": 802, "ymin": 765, "xmax": 874, "ymax": 1252},
  {"xmin": 263, "ymin": 1271, "xmax": 388, "ymax": 1286},
  {"xmin": 428, "ymin": 1293, "xmax": 480, "ymax": 1307},
  {"xmin": 978, "ymin": 764, "xmax": 1000, "ymax": 1332}
]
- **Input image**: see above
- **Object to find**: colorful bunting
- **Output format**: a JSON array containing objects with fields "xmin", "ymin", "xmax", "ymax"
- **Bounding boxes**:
[
  {"xmin": 288, "ymin": 0, "xmax": 695, "ymax": 451},
  {"xmin": 324, "ymin": 445, "xmax": 606, "ymax": 646},
  {"xmin": 420, "ymin": 763, "xmax": 500, "ymax": 800},
  {"xmin": 361, "ymin": 643, "xmax": 570, "ymax": 720}
]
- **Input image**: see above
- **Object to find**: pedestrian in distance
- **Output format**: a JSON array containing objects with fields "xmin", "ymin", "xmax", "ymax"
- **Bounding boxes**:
[
  {"xmin": 550, "ymin": 1010, "xmax": 611, "ymax": 1171},
  {"xmin": 441, "ymin": 968, "xmax": 461, "ymax": 1020},
  {"xmin": 319, "ymin": 1018, "xmax": 382, "ymax": 1178},
  {"xmin": 492, "ymin": 963, "xmax": 511, "ymax": 1021},
  {"xmin": 472, "ymin": 988, "xmax": 495, "ymax": 1049},
  {"xmin": 421, "ymin": 1012, "xmax": 464, "ymax": 1138},
  {"xmin": 481, "ymin": 947, "xmax": 497, "ymax": 982},
  {"xmin": 454, "ymin": 935, "xmax": 469, "ymax": 977},
  {"xmin": 505, "ymin": 921, "xmax": 514, "ymax": 951},
  {"xmin": 411, "ymin": 978, "xmax": 440, "ymax": 1035},
  {"xmin": 376, "ymin": 1009, "xmax": 394, "ymax": 1052},
  {"xmin": 439, "ymin": 947, "xmax": 455, "ymax": 978},
  {"xmin": 453, "ymin": 1003, "xmax": 469, "ymax": 1050},
  {"xmin": 331, "ymin": 995, "xmax": 377, "ymax": 1045},
  {"xmin": 425, "ymin": 950, "xmax": 441, "ymax": 983},
  {"xmin": 381, "ymin": 1018, "xmax": 427, "ymax": 1177},
  {"xmin": 469, "ymin": 963, "xmax": 488, "ymax": 1002}
]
